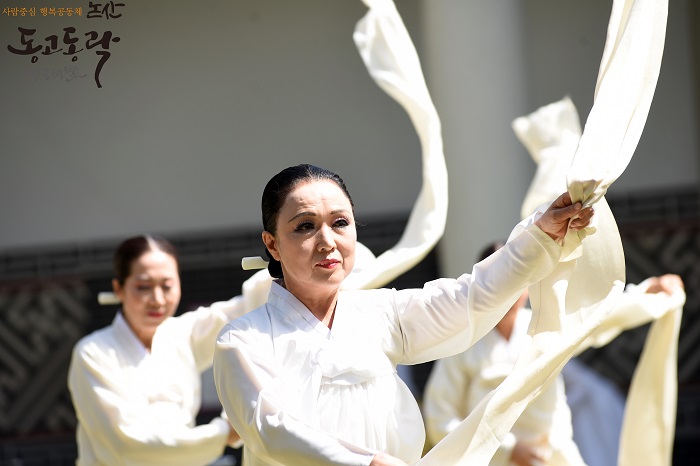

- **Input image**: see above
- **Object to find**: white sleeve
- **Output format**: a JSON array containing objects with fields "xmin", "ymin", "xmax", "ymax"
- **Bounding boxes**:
[
  {"xmin": 68, "ymin": 342, "xmax": 229, "ymax": 466},
  {"xmin": 214, "ymin": 322, "xmax": 374, "ymax": 466},
  {"xmin": 396, "ymin": 223, "xmax": 561, "ymax": 364},
  {"xmin": 422, "ymin": 354, "xmax": 472, "ymax": 446},
  {"xmin": 183, "ymin": 295, "xmax": 248, "ymax": 371}
]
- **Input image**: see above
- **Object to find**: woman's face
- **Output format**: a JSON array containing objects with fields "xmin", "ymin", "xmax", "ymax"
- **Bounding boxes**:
[
  {"xmin": 263, "ymin": 180, "xmax": 356, "ymax": 299},
  {"xmin": 113, "ymin": 250, "xmax": 181, "ymax": 348}
]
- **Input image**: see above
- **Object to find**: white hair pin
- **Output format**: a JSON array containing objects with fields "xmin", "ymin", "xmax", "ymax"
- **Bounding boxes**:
[
  {"xmin": 242, "ymin": 256, "xmax": 268, "ymax": 270},
  {"xmin": 97, "ymin": 291, "xmax": 121, "ymax": 305}
]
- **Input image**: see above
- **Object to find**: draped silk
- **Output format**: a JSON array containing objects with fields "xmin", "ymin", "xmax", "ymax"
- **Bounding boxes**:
[
  {"xmin": 514, "ymin": 96, "xmax": 684, "ymax": 466},
  {"xmin": 419, "ymin": 0, "xmax": 669, "ymax": 464}
]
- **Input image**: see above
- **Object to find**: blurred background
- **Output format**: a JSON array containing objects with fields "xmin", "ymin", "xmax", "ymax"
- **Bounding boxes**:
[{"xmin": 1, "ymin": 0, "xmax": 698, "ymax": 464}]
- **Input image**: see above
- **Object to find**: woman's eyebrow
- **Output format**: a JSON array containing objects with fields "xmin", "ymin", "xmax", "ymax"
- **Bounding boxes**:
[
  {"xmin": 288, "ymin": 211, "xmax": 316, "ymax": 223},
  {"xmin": 287, "ymin": 209, "xmax": 350, "ymax": 223}
]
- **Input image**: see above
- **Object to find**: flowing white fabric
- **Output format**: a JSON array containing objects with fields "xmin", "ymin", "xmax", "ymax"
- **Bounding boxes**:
[
  {"xmin": 586, "ymin": 280, "xmax": 684, "ymax": 466},
  {"xmin": 344, "ymin": 0, "xmax": 447, "ymax": 292},
  {"xmin": 420, "ymin": 0, "xmax": 668, "ymax": 464},
  {"xmin": 241, "ymin": 0, "xmax": 448, "ymax": 311},
  {"xmin": 615, "ymin": 295, "xmax": 682, "ymax": 466},
  {"xmin": 567, "ymin": 0, "xmax": 668, "ymax": 208},
  {"xmin": 514, "ymin": 94, "xmax": 685, "ymax": 466}
]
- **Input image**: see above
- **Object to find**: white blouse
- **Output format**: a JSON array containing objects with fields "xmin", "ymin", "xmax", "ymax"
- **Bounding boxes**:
[
  {"xmin": 214, "ymin": 224, "xmax": 562, "ymax": 466},
  {"xmin": 68, "ymin": 297, "xmax": 247, "ymax": 466}
]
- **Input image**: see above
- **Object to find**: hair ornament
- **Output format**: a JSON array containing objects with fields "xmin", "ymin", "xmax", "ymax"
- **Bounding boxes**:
[
  {"xmin": 97, "ymin": 291, "xmax": 121, "ymax": 306},
  {"xmin": 242, "ymin": 256, "xmax": 269, "ymax": 271}
]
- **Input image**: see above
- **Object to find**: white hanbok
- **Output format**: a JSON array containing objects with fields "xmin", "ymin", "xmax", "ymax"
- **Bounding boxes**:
[
  {"xmin": 68, "ymin": 297, "xmax": 247, "ymax": 466},
  {"xmin": 214, "ymin": 224, "xmax": 563, "ymax": 466}
]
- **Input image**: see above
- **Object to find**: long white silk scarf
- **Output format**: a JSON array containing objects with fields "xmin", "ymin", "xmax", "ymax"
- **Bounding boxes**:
[
  {"xmin": 241, "ymin": 1, "xmax": 671, "ymax": 464},
  {"xmin": 419, "ymin": 0, "xmax": 668, "ymax": 464},
  {"xmin": 515, "ymin": 96, "xmax": 684, "ymax": 466}
]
